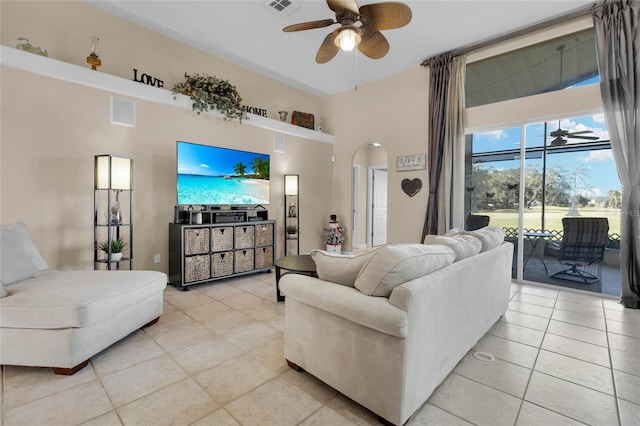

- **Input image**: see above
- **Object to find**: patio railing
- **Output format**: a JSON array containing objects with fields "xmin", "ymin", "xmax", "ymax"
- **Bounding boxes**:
[{"xmin": 502, "ymin": 227, "xmax": 621, "ymax": 249}]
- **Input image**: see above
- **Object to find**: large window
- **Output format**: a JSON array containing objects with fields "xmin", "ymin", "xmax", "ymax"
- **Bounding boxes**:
[{"xmin": 466, "ymin": 28, "xmax": 598, "ymax": 107}]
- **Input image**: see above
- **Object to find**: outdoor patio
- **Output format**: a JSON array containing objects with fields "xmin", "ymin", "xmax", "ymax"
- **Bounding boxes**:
[{"xmin": 510, "ymin": 240, "xmax": 621, "ymax": 297}]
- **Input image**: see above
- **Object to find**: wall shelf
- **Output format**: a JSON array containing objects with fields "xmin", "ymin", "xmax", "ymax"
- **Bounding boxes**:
[{"xmin": 0, "ymin": 45, "xmax": 334, "ymax": 144}]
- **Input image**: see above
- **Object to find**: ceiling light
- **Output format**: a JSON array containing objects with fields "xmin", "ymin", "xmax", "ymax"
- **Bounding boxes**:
[{"xmin": 335, "ymin": 26, "xmax": 361, "ymax": 52}]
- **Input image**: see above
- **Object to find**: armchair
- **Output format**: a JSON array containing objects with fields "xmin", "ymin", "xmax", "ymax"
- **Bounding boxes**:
[
  {"xmin": 545, "ymin": 217, "xmax": 609, "ymax": 284},
  {"xmin": 466, "ymin": 214, "xmax": 490, "ymax": 231}
]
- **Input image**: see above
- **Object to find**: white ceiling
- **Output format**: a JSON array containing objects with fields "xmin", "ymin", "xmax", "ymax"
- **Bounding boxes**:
[{"xmin": 88, "ymin": 0, "xmax": 595, "ymax": 96}]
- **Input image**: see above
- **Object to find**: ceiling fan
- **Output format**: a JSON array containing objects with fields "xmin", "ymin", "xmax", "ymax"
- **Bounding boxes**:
[
  {"xmin": 282, "ymin": 0, "xmax": 412, "ymax": 64},
  {"xmin": 548, "ymin": 121, "xmax": 599, "ymax": 146}
]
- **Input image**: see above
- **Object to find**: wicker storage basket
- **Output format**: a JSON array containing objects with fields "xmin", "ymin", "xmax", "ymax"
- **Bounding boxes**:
[
  {"xmin": 235, "ymin": 249, "xmax": 254, "ymax": 273},
  {"xmin": 184, "ymin": 228, "xmax": 210, "ymax": 255},
  {"xmin": 211, "ymin": 251, "xmax": 233, "ymax": 277},
  {"xmin": 255, "ymin": 246, "xmax": 273, "ymax": 269},
  {"xmin": 211, "ymin": 226, "xmax": 234, "ymax": 252},
  {"xmin": 255, "ymin": 224, "xmax": 274, "ymax": 246},
  {"xmin": 184, "ymin": 255, "xmax": 210, "ymax": 282},
  {"xmin": 235, "ymin": 226, "xmax": 255, "ymax": 249}
]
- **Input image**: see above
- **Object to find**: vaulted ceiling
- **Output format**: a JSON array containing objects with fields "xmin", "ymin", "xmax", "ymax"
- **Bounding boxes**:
[{"xmin": 88, "ymin": 0, "xmax": 596, "ymax": 96}]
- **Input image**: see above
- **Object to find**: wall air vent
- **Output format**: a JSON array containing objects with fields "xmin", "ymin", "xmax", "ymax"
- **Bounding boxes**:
[{"xmin": 266, "ymin": 0, "xmax": 298, "ymax": 15}]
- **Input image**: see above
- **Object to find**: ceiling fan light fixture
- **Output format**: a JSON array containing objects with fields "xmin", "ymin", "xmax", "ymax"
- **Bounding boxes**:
[{"xmin": 334, "ymin": 26, "xmax": 361, "ymax": 52}]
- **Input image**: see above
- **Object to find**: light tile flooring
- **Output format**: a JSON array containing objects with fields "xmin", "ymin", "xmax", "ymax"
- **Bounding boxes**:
[{"xmin": 2, "ymin": 273, "xmax": 640, "ymax": 425}]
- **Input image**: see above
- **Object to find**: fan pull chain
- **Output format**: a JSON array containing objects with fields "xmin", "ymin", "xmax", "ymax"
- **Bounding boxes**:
[{"xmin": 354, "ymin": 47, "xmax": 359, "ymax": 91}]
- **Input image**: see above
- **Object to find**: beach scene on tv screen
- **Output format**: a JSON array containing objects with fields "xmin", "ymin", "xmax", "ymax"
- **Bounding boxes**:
[{"xmin": 177, "ymin": 142, "xmax": 269, "ymax": 205}]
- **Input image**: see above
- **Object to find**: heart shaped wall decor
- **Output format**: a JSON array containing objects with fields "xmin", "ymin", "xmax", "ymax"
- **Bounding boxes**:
[{"xmin": 401, "ymin": 178, "xmax": 422, "ymax": 197}]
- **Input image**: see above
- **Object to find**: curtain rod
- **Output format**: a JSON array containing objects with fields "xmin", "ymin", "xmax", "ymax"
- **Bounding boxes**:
[{"xmin": 420, "ymin": 3, "xmax": 596, "ymax": 67}]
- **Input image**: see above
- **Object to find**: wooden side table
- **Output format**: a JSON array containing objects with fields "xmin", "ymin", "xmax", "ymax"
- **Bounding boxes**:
[{"xmin": 275, "ymin": 254, "xmax": 317, "ymax": 302}]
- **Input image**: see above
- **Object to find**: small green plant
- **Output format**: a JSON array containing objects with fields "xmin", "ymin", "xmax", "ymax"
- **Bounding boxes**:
[
  {"xmin": 606, "ymin": 236, "xmax": 621, "ymax": 249},
  {"xmin": 172, "ymin": 73, "xmax": 247, "ymax": 122},
  {"xmin": 286, "ymin": 225, "xmax": 298, "ymax": 235},
  {"xmin": 96, "ymin": 238, "xmax": 127, "ymax": 254}
]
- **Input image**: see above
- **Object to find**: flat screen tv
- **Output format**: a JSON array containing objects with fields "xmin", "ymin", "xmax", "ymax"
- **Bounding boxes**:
[{"xmin": 176, "ymin": 141, "xmax": 270, "ymax": 206}]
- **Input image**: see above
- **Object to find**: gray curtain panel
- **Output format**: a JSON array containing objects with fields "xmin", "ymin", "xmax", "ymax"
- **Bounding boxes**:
[
  {"xmin": 422, "ymin": 54, "xmax": 466, "ymax": 241},
  {"xmin": 593, "ymin": 0, "xmax": 640, "ymax": 308},
  {"xmin": 423, "ymin": 54, "xmax": 451, "ymax": 240}
]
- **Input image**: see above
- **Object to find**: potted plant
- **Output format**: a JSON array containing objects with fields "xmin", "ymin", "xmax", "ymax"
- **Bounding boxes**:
[
  {"xmin": 604, "ymin": 236, "xmax": 621, "ymax": 268},
  {"xmin": 172, "ymin": 72, "xmax": 247, "ymax": 122},
  {"xmin": 323, "ymin": 215, "xmax": 345, "ymax": 254},
  {"xmin": 286, "ymin": 225, "xmax": 298, "ymax": 239},
  {"xmin": 96, "ymin": 238, "xmax": 127, "ymax": 262}
]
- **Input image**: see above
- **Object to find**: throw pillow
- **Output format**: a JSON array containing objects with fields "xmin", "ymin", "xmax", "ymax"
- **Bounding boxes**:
[
  {"xmin": 444, "ymin": 228, "xmax": 465, "ymax": 237},
  {"xmin": 0, "ymin": 226, "xmax": 40, "ymax": 285},
  {"xmin": 0, "ymin": 223, "xmax": 49, "ymax": 271},
  {"xmin": 354, "ymin": 244, "xmax": 455, "ymax": 297},
  {"xmin": 467, "ymin": 226, "xmax": 505, "ymax": 252},
  {"xmin": 423, "ymin": 234, "xmax": 482, "ymax": 261},
  {"xmin": 311, "ymin": 249, "xmax": 378, "ymax": 287}
]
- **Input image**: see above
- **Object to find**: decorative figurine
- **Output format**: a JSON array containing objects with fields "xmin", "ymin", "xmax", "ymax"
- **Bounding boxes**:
[
  {"xmin": 288, "ymin": 202, "xmax": 297, "ymax": 218},
  {"xmin": 16, "ymin": 37, "xmax": 48, "ymax": 56},
  {"xmin": 323, "ymin": 214, "xmax": 345, "ymax": 253}
]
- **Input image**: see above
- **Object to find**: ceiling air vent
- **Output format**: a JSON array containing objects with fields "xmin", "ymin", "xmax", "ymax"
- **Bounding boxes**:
[{"xmin": 266, "ymin": 0, "xmax": 298, "ymax": 16}]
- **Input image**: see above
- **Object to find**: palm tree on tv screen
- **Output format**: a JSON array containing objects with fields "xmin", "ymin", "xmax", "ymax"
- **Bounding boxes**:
[
  {"xmin": 250, "ymin": 157, "xmax": 269, "ymax": 179},
  {"xmin": 234, "ymin": 162, "xmax": 247, "ymax": 176}
]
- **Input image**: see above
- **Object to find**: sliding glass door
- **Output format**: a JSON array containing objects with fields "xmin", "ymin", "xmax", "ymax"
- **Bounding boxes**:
[{"xmin": 465, "ymin": 113, "xmax": 621, "ymax": 296}]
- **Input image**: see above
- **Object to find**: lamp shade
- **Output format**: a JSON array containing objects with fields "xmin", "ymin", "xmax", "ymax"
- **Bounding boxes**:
[
  {"xmin": 284, "ymin": 174, "xmax": 299, "ymax": 196},
  {"xmin": 95, "ymin": 155, "xmax": 132, "ymax": 190}
]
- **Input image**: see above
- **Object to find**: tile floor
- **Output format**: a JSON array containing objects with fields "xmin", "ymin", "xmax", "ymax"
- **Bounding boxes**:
[{"xmin": 2, "ymin": 273, "xmax": 640, "ymax": 425}]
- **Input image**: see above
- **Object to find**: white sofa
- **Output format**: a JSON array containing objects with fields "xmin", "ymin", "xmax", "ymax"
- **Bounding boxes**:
[
  {"xmin": 0, "ymin": 223, "xmax": 167, "ymax": 374},
  {"xmin": 280, "ymin": 227, "xmax": 513, "ymax": 425}
]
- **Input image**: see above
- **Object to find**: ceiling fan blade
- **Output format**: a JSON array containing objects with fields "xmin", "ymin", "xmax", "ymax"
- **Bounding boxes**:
[
  {"xmin": 316, "ymin": 32, "xmax": 340, "ymax": 64},
  {"xmin": 568, "ymin": 135, "xmax": 600, "ymax": 140},
  {"xmin": 359, "ymin": 2, "xmax": 412, "ymax": 31},
  {"xmin": 358, "ymin": 29, "xmax": 389, "ymax": 59},
  {"xmin": 327, "ymin": 0, "xmax": 359, "ymax": 16},
  {"xmin": 283, "ymin": 19, "xmax": 336, "ymax": 32},
  {"xmin": 567, "ymin": 130, "xmax": 595, "ymax": 135}
]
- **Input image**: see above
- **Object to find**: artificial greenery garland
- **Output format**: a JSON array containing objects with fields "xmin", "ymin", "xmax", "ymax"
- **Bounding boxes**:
[{"xmin": 172, "ymin": 73, "xmax": 247, "ymax": 122}]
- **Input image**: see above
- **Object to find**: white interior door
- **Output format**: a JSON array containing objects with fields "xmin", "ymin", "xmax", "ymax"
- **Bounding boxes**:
[
  {"xmin": 370, "ymin": 167, "xmax": 387, "ymax": 246},
  {"xmin": 352, "ymin": 165, "xmax": 361, "ymax": 248}
]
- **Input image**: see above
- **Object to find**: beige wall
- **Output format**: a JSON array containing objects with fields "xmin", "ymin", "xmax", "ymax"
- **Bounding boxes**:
[
  {"xmin": 1, "ymin": 1, "xmax": 605, "ymax": 265},
  {"xmin": 0, "ymin": 1, "xmax": 326, "ymax": 123},
  {"xmin": 0, "ymin": 1, "xmax": 334, "ymax": 271},
  {"xmin": 326, "ymin": 67, "xmax": 430, "ymax": 250}
]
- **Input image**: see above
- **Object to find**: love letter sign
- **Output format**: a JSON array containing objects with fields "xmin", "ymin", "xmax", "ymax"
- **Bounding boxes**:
[{"xmin": 401, "ymin": 178, "xmax": 422, "ymax": 197}]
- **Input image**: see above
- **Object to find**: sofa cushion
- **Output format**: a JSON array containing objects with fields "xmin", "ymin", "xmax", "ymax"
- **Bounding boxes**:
[
  {"xmin": 444, "ymin": 228, "xmax": 465, "ymax": 237},
  {"xmin": 467, "ymin": 226, "xmax": 505, "ymax": 252},
  {"xmin": 311, "ymin": 249, "xmax": 378, "ymax": 287},
  {"xmin": 423, "ymin": 234, "xmax": 482, "ymax": 261},
  {"xmin": 0, "ymin": 225, "xmax": 40, "ymax": 286},
  {"xmin": 0, "ymin": 270, "xmax": 167, "ymax": 329},
  {"xmin": 355, "ymin": 244, "xmax": 456, "ymax": 297},
  {"xmin": 0, "ymin": 223, "xmax": 49, "ymax": 272}
]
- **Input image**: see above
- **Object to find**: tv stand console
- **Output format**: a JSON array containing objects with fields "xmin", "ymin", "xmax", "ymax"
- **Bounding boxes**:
[{"xmin": 168, "ymin": 219, "xmax": 275, "ymax": 290}]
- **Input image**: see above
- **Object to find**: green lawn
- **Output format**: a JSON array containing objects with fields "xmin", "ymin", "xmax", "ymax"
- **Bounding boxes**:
[{"xmin": 478, "ymin": 205, "xmax": 621, "ymax": 236}]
